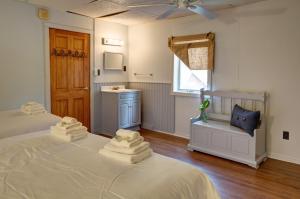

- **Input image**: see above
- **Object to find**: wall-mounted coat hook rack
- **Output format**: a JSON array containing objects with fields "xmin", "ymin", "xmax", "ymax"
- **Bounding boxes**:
[{"xmin": 52, "ymin": 48, "xmax": 86, "ymax": 58}]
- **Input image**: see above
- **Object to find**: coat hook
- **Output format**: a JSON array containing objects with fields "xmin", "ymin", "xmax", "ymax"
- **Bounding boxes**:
[
  {"xmin": 79, "ymin": 52, "xmax": 85, "ymax": 58},
  {"xmin": 53, "ymin": 48, "xmax": 57, "ymax": 56},
  {"xmin": 60, "ymin": 49, "xmax": 65, "ymax": 56},
  {"xmin": 74, "ymin": 50, "xmax": 79, "ymax": 57}
]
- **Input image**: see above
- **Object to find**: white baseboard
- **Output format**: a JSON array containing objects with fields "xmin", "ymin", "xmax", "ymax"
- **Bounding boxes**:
[
  {"xmin": 93, "ymin": 128, "xmax": 102, "ymax": 134},
  {"xmin": 268, "ymin": 152, "xmax": 300, "ymax": 165},
  {"xmin": 141, "ymin": 123, "xmax": 154, "ymax": 130},
  {"xmin": 152, "ymin": 129, "xmax": 189, "ymax": 140}
]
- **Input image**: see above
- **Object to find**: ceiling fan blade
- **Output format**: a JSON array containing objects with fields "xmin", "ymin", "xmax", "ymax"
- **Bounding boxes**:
[
  {"xmin": 128, "ymin": 3, "xmax": 174, "ymax": 8},
  {"xmin": 157, "ymin": 7, "xmax": 177, "ymax": 20},
  {"xmin": 88, "ymin": 0, "xmax": 98, "ymax": 4},
  {"xmin": 96, "ymin": 10, "xmax": 129, "ymax": 18},
  {"xmin": 188, "ymin": 5, "xmax": 216, "ymax": 19},
  {"xmin": 66, "ymin": 11, "xmax": 91, "ymax": 18}
]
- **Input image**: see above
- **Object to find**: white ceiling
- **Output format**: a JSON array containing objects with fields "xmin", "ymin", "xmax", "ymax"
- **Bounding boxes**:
[{"xmin": 21, "ymin": 0, "xmax": 265, "ymax": 25}]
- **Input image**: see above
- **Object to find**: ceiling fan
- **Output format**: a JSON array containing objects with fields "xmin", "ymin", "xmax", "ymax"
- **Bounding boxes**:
[
  {"xmin": 127, "ymin": 0, "xmax": 216, "ymax": 20},
  {"xmin": 75, "ymin": 0, "xmax": 216, "ymax": 20}
]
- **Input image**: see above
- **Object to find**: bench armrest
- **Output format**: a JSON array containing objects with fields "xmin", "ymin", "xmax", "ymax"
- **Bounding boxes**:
[{"xmin": 190, "ymin": 115, "xmax": 201, "ymax": 124}]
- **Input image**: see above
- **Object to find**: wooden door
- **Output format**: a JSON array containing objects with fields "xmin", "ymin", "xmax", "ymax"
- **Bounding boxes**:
[{"xmin": 50, "ymin": 28, "xmax": 90, "ymax": 130}]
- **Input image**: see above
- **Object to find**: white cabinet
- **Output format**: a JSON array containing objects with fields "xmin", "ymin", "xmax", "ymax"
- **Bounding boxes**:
[
  {"xmin": 189, "ymin": 120, "xmax": 266, "ymax": 168},
  {"xmin": 119, "ymin": 99, "xmax": 140, "ymax": 128},
  {"xmin": 101, "ymin": 91, "xmax": 141, "ymax": 136}
]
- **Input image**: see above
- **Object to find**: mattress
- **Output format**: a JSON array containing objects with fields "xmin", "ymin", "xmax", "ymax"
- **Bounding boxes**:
[
  {"xmin": 0, "ymin": 131, "xmax": 220, "ymax": 199},
  {"xmin": 0, "ymin": 109, "xmax": 60, "ymax": 139}
]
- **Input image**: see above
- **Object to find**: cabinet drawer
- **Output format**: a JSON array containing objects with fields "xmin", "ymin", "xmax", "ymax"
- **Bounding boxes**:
[{"xmin": 120, "ymin": 93, "xmax": 140, "ymax": 100}]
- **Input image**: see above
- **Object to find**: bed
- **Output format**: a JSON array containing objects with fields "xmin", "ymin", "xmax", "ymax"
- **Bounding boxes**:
[
  {"xmin": 0, "ymin": 131, "xmax": 220, "ymax": 199},
  {"xmin": 0, "ymin": 109, "xmax": 60, "ymax": 139}
]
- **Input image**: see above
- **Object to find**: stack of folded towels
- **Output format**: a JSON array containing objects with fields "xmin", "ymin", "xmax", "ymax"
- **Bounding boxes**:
[
  {"xmin": 21, "ymin": 101, "xmax": 47, "ymax": 115},
  {"xmin": 99, "ymin": 129, "xmax": 152, "ymax": 164},
  {"xmin": 51, "ymin": 116, "xmax": 88, "ymax": 142}
]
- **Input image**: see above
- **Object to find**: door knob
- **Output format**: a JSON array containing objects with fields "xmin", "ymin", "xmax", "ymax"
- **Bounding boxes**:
[{"xmin": 83, "ymin": 87, "xmax": 89, "ymax": 90}]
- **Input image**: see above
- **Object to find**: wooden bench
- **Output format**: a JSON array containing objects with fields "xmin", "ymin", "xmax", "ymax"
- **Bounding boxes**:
[{"xmin": 188, "ymin": 90, "xmax": 267, "ymax": 168}]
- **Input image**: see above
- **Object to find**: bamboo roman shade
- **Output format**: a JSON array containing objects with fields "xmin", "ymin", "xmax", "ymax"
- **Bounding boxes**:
[{"xmin": 168, "ymin": 32, "xmax": 215, "ymax": 70}]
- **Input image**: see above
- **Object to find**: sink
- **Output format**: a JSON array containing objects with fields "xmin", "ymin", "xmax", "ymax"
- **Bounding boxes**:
[{"xmin": 101, "ymin": 85, "xmax": 140, "ymax": 93}]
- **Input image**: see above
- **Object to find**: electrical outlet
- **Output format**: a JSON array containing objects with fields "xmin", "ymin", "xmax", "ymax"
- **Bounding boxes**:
[{"xmin": 283, "ymin": 131, "xmax": 289, "ymax": 140}]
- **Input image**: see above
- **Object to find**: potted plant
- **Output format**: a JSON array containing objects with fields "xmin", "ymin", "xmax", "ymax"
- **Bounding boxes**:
[{"xmin": 199, "ymin": 99, "xmax": 210, "ymax": 122}]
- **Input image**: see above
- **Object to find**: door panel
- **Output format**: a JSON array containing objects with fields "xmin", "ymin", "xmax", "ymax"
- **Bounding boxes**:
[
  {"xmin": 73, "ymin": 57, "xmax": 85, "ymax": 88},
  {"xmin": 119, "ymin": 100, "xmax": 131, "ymax": 128},
  {"xmin": 72, "ymin": 98, "xmax": 84, "ymax": 123},
  {"xmin": 50, "ymin": 28, "xmax": 90, "ymax": 130},
  {"xmin": 55, "ymin": 57, "xmax": 68, "ymax": 89},
  {"xmin": 55, "ymin": 35, "xmax": 68, "ymax": 48},
  {"xmin": 131, "ymin": 100, "xmax": 140, "ymax": 126},
  {"xmin": 54, "ymin": 99, "xmax": 69, "ymax": 117}
]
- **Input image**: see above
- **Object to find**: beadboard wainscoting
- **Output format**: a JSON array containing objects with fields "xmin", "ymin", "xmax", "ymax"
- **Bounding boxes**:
[
  {"xmin": 128, "ymin": 82, "xmax": 175, "ymax": 134},
  {"xmin": 93, "ymin": 82, "xmax": 128, "ymax": 133}
]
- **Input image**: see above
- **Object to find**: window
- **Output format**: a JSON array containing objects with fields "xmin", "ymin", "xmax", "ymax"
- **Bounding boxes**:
[
  {"xmin": 173, "ymin": 55, "xmax": 210, "ymax": 96},
  {"xmin": 169, "ymin": 32, "xmax": 215, "ymax": 96}
]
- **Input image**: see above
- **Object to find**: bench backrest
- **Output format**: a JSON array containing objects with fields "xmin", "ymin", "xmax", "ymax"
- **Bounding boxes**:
[{"xmin": 201, "ymin": 89, "xmax": 266, "ymax": 123}]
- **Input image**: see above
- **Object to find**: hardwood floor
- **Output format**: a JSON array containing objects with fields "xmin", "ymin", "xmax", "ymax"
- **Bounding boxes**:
[{"xmin": 139, "ymin": 129, "xmax": 300, "ymax": 199}]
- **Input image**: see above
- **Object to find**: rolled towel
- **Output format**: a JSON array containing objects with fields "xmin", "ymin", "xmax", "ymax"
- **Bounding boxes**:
[
  {"xmin": 104, "ymin": 142, "xmax": 150, "ymax": 155},
  {"xmin": 111, "ymin": 135, "xmax": 144, "ymax": 148},
  {"xmin": 51, "ymin": 126, "xmax": 87, "ymax": 135},
  {"xmin": 52, "ymin": 131, "xmax": 88, "ymax": 142},
  {"xmin": 116, "ymin": 129, "xmax": 140, "ymax": 141},
  {"xmin": 99, "ymin": 148, "xmax": 152, "ymax": 164},
  {"xmin": 56, "ymin": 121, "xmax": 82, "ymax": 130},
  {"xmin": 62, "ymin": 116, "xmax": 77, "ymax": 124}
]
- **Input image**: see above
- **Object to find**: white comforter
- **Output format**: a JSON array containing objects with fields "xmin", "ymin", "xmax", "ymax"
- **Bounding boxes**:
[
  {"xmin": 0, "ymin": 131, "xmax": 220, "ymax": 199},
  {"xmin": 0, "ymin": 109, "xmax": 60, "ymax": 139}
]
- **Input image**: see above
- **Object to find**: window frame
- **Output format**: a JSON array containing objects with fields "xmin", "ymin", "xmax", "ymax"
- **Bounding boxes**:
[{"xmin": 172, "ymin": 55, "xmax": 211, "ymax": 98}]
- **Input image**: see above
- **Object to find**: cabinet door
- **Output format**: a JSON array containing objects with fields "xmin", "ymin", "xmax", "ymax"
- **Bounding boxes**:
[
  {"xmin": 119, "ymin": 100, "xmax": 131, "ymax": 128},
  {"xmin": 130, "ymin": 99, "xmax": 141, "ymax": 126}
]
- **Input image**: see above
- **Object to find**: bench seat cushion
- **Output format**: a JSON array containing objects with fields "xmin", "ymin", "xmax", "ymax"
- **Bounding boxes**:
[{"xmin": 193, "ymin": 120, "xmax": 250, "ymax": 136}]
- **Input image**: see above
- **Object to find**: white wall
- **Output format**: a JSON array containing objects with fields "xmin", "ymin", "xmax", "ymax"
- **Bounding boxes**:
[
  {"xmin": 0, "ymin": 0, "xmax": 93, "ymax": 110},
  {"xmin": 94, "ymin": 19, "xmax": 128, "ymax": 83},
  {"xmin": 128, "ymin": 0, "xmax": 300, "ymax": 164}
]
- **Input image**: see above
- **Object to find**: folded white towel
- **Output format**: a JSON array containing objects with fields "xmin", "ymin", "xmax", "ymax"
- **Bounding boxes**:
[
  {"xmin": 99, "ymin": 148, "xmax": 152, "ymax": 164},
  {"xmin": 116, "ymin": 129, "xmax": 140, "ymax": 141},
  {"xmin": 22, "ymin": 105, "xmax": 44, "ymax": 111},
  {"xmin": 26, "ymin": 101, "xmax": 40, "ymax": 106},
  {"xmin": 51, "ymin": 126, "xmax": 87, "ymax": 135},
  {"xmin": 55, "ymin": 121, "xmax": 82, "ymax": 130},
  {"xmin": 104, "ymin": 142, "xmax": 150, "ymax": 155},
  {"xmin": 111, "ymin": 135, "xmax": 144, "ymax": 148},
  {"xmin": 62, "ymin": 116, "xmax": 77, "ymax": 124},
  {"xmin": 21, "ymin": 101, "xmax": 46, "ymax": 115},
  {"xmin": 51, "ymin": 131, "xmax": 88, "ymax": 142},
  {"xmin": 21, "ymin": 109, "xmax": 47, "ymax": 115}
]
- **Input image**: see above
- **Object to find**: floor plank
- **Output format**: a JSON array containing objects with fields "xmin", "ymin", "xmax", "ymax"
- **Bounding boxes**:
[{"xmin": 139, "ymin": 129, "xmax": 300, "ymax": 199}]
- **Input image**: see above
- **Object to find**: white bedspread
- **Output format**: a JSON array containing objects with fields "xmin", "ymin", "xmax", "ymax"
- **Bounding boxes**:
[
  {"xmin": 0, "ymin": 109, "xmax": 60, "ymax": 139},
  {"xmin": 0, "ymin": 131, "xmax": 220, "ymax": 199}
]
